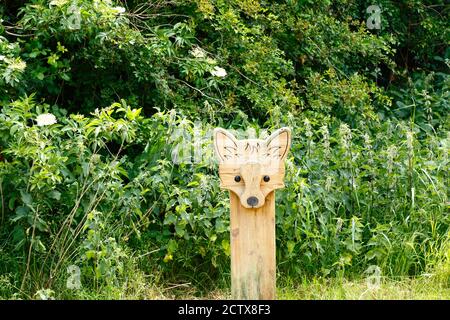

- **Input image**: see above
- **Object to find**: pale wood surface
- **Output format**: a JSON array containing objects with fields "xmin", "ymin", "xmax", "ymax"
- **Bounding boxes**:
[
  {"xmin": 230, "ymin": 191, "xmax": 276, "ymax": 300},
  {"xmin": 213, "ymin": 127, "xmax": 291, "ymax": 300},
  {"xmin": 214, "ymin": 127, "xmax": 290, "ymax": 209}
]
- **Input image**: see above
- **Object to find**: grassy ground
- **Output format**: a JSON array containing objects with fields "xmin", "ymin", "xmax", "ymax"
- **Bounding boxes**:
[
  {"xmin": 3, "ymin": 278, "xmax": 450, "ymax": 300},
  {"xmin": 137, "ymin": 276, "xmax": 450, "ymax": 300},
  {"xmin": 3, "ymin": 270, "xmax": 448, "ymax": 299},
  {"xmin": 276, "ymin": 277, "xmax": 450, "ymax": 300},
  {"xmin": 111, "ymin": 277, "xmax": 450, "ymax": 300}
]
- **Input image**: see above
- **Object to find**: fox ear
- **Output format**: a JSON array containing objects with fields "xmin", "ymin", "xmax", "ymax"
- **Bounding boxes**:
[
  {"xmin": 214, "ymin": 128, "xmax": 238, "ymax": 162},
  {"xmin": 265, "ymin": 127, "xmax": 291, "ymax": 161}
]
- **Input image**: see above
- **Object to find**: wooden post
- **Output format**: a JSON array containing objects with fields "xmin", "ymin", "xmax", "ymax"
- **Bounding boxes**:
[{"xmin": 213, "ymin": 127, "xmax": 291, "ymax": 300}]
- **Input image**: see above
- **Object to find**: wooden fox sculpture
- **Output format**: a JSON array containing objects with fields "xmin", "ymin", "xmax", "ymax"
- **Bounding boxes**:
[
  {"xmin": 213, "ymin": 127, "xmax": 291, "ymax": 208},
  {"xmin": 213, "ymin": 127, "xmax": 291, "ymax": 299}
]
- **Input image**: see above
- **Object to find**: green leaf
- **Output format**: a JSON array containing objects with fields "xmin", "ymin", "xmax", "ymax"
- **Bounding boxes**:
[
  {"xmin": 221, "ymin": 240, "xmax": 230, "ymax": 256},
  {"xmin": 287, "ymin": 241, "xmax": 296, "ymax": 254},
  {"xmin": 10, "ymin": 124, "xmax": 19, "ymax": 136},
  {"xmin": 86, "ymin": 250, "xmax": 96, "ymax": 260},
  {"xmin": 36, "ymin": 72, "xmax": 45, "ymax": 80},
  {"xmin": 164, "ymin": 213, "xmax": 177, "ymax": 225},
  {"xmin": 48, "ymin": 190, "xmax": 61, "ymax": 201},
  {"xmin": 167, "ymin": 239, "xmax": 178, "ymax": 253},
  {"xmin": 60, "ymin": 73, "xmax": 70, "ymax": 81},
  {"xmin": 11, "ymin": 206, "xmax": 29, "ymax": 222},
  {"xmin": 20, "ymin": 190, "xmax": 33, "ymax": 206},
  {"xmin": 175, "ymin": 223, "xmax": 185, "ymax": 237}
]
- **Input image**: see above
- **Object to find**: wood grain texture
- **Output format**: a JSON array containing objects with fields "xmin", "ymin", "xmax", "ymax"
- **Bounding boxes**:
[
  {"xmin": 230, "ymin": 191, "xmax": 276, "ymax": 300},
  {"xmin": 213, "ymin": 127, "xmax": 291, "ymax": 300},
  {"xmin": 214, "ymin": 127, "xmax": 291, "ymax": 209}
]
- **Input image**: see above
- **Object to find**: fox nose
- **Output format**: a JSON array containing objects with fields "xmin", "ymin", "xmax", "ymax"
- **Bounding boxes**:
[{"xmin": 247, "ymin": 197, "xmax": 259, "ymax": 207}]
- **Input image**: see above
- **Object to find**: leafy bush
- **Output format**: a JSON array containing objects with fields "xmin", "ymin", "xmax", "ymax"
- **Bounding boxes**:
[
  {"xmin": 0, "ymin": 0, "xmax": 448, "ymax": 298},
  {"xmin": 277, "ymin": 117, "xmax": 449, "ymax": 277}
]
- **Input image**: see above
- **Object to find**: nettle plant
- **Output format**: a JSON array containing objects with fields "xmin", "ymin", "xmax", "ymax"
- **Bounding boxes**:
[{"xmin": 275, "ymin": 116, "xmax": 449, "ymax": 277}]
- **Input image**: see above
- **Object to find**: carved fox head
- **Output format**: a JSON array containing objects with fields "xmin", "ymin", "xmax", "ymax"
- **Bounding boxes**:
[{"xmin": 214, "ymin": 127, "xmax": 291, "ymax": 209}]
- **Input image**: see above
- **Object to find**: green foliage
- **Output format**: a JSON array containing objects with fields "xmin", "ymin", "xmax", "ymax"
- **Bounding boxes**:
[
  {"xmin": 0, "ymin": 35, "xmax": 26, "ymax": 90},
  {"xmin": 0, "ymin": 0, "xmax": 448, "ymax": 298},
  {"xmin": 277, "ymin": 117, "xmax": 449, "ymax": 277},
  {"xmin": 388, "ymin": 71, "xmax": 449, "ymax": 130}
]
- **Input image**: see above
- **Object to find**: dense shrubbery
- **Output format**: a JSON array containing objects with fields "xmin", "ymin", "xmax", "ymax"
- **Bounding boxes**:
[{"xmin": 0, "ymin": 0, "xmax": 448, "ymax": 298}]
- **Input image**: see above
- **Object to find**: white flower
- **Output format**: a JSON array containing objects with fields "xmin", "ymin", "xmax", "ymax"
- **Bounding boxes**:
[
  {"xmin": 304, "ymin": 118, "xmax": 312, "ymax": 138},
  {"xmin": 190, "ymin": 47, "xmax": 206, "ymax": 59},
  {"xmin": 112, "ymin": 6, "xmax": 126, "ymax": 14},
  {"xmin": 210, "ymin": 66, "xmax": 227, "ymax": 77},
  {"xmin": 339, "ymin": 123, "xmax": 352, "ymax": 150},
  {"xmin": 6, "ymin": 57, "xmax": 26, "ymax": 71},
  {"xmin": 36, "ymin": 113, "xmax": 57, "ymax": 127}
]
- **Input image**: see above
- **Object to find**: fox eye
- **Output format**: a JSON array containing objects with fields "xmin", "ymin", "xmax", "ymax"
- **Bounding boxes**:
[
  {"xmin": 263, "ymin": 175, "xmax": 270, "ymax": 182},
  {"xmin": 234, "ymin": 175, "xmax": 241, "ymax": 182}
]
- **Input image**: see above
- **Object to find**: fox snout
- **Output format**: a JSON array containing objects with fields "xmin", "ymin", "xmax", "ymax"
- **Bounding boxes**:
[
  {"xmin": 240, "ymin": 162, "xmax": 266, "ymax": 209},
  {"xmin": 246, "ymin": 196, "xmax": 259, "ymax": 207}
]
